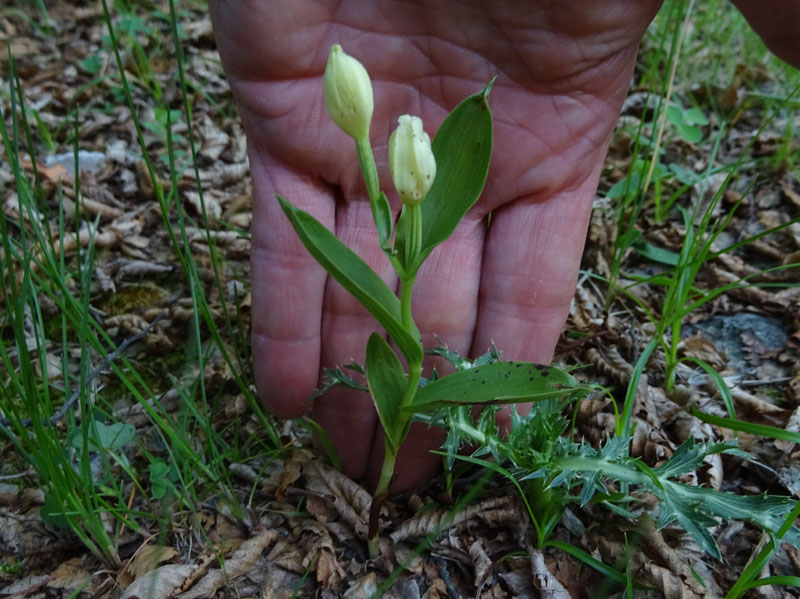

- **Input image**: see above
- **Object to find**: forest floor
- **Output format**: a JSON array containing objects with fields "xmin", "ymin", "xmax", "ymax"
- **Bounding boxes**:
[{"xmin": 1, "ymin": 2, "xmax": 799, "ymax": 598}]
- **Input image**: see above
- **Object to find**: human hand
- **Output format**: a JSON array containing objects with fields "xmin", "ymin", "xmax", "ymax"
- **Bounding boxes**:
[{"xmin": 209, "ymin": 0, "xmax": 662, "ymax": 492}]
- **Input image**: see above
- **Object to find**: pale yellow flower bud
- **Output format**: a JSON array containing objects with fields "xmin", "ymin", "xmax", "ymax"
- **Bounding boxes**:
[
  {"xmin": 323, "ymin": 45, "xmax": 373, "ymax": 140},
  {"xmin": 388, "ymin": 115, "xmax": 436, "ymax": 205}
]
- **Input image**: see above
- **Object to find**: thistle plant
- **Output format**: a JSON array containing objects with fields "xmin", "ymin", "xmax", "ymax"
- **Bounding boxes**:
[{"xmin": 278, "ymin": 44, "xmax": 582, "ymax": 557}]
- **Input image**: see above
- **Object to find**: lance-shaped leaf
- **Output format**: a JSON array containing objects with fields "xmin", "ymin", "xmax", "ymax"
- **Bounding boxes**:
[
  {"xmin": 417, "ymin": 80, "xmax": 493, "ymax": 267},
  {"xmin": 365, "ymin": 333, "xmax": 407, "ymax": 454},
  {"xmin": 401, "ymin": 361, "xmax": 581, "ymax": 413},
  {"xmin": 278, "ymin": 196, "xmax": 422, "ymax": 364}
]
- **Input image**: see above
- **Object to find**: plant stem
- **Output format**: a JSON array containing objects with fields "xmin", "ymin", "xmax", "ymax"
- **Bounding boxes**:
[
  {"xmin": 398, "ymin": 269, "xmax": 423, "ymax": 413},
  {"xmin": 373, "ymin": 441, "xmax": 397, "ymax": 499},
  {"xmin": 356, "ymin": 137, "xmax": 380, "ymax": 202},
  {"xmin": 403, "ymin": 202, "xmax": 422, "ymax": 273},
  {"xmin": 400, "ymin": 274, "xmax": 416, "ymax": 332},
  {"xmin": 367, "ymin": 264, "xmax": 423, "ymax": 558},
  {"xmin": 368, "ymin": 439, "xmax": 396, "ymax": 558},
  {"xmin": 368, "ymin": 196, "xmax": 424, "ymax": 558}
]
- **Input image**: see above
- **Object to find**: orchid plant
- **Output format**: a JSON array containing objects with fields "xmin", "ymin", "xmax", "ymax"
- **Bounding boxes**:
[{"xmin": 277, "ymin": 44, "xmax": 582, "ymax": 556}]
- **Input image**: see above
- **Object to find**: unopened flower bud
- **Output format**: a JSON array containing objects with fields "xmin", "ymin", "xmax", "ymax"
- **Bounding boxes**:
[
  {"xmin": 388, "ymin": 115, "xmax": 436, "ymax": 205},
  {"xmin": 323, "ymin": 44, "xmax": 373, "ymax": 140}
]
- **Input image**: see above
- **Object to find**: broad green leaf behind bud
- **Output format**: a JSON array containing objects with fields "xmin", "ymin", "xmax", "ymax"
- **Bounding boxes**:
[
  {"xmin": 388, "ymin": 115, "xmax": 436, "ymax": 205},
  {"xmin": 323, "ymin": 44, "xmax": 373, "ymax": 140}
]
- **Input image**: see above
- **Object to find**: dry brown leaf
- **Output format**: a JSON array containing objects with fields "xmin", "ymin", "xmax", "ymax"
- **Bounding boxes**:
[
  {"xmin": 47, "ymin": 558, "xmax": 100, "ymax": 595},
  {"xmin": 641, "ymin": 517, "xmax": 711, "ymax": 598},
  {"xmin": 61, "ymin": 181, "xmax": 123, "ymax": 218},
  {"xmin": 0, "ymin": 485, "xmax": 43, "ymax": 508},
  {"xmin": 710, "ymin": 265, "xmax": 775, "ymax": 306},
  {"xmin": 0, "ymin": 575, "xmax": 50, "ymax": 597},
  {"xmin": 529, "ymin": 549, "xmax": 569, "ymax": 599},
  {"xmin": 198, "ymin": 161, "xmax": 249, "ymax": 186},
  {"xmin": 127, "ymin": 544, "xmax": 179, "ymax": 579},
  {"xmin": 111, "ymin": 259, "xmax": 173, "ymax": 281},
  {"xmin": 498, "ymin": 568, "xmax": 536, "ymax": 598},
  {"xmin": 782, "ymin": 180, "xmax": 800, "ymax": 209},
  {"xmin": 784, "ymin": 250, "xmax": 800, "ymax": 268},
  {"xmin": 183, "ymin": 190, "xmax": 221, "ymax": 222},
  {"xmin": 479, "ymin": 584, "xmax": 509, "ymax": 599},
  {"xmin": 26, "ymin": 160, "xmax": 68, "ymax": 184},
  {"xmin": 178, "ymin": 528, "xmax": 277, "ymax": 599},
  {"xmin": 733, "ymin": 387, "xmax": 790, "ymax": 421},
  {"xmin": 303, "ymin": 459, "xmax": 372, "ymax": 539},
  {"xmin": 788, "ymin": 372, "xmax": 800, "ymax": 405},
  {"xmin": 121, "ymin": 564, "xmax": 196, "ymax": 599},
  {"xmin": 391, "ymin": 497, "xmax": 514, "ymax": 543},
  {"xmin": 57, "ymin": 227, "xmax": 118, "ymax": 255},
  {"xmin": 586, "ymin": 345, "xmax": 633, "ymax": 383},
  {"xmin": 570, "ymin": 281, "xmax": 604, "ymax": 330},
  {"xmin": 469, "ymin": 539, "xmax": 493, "ymax": 589},
  {"xmin": 265, "ymin": 538, "xmax": 307, "ymax": 575},
  {"xmin": 383, "ymin": 578, "xmax": 422, "ymax": 599},
  {"xmin": 271, "ymin": 452, "xmax": 305, "ymax": 501},
  {"xmin": 343, "ymin": 573, "xmax": 378, "ymax": 599},
  {"xmin": 197, "ymin": 114, "xmax": 230, "ymax": 161},
  {"xmin": 774, "ymin": 407, "xmax": 800, "ymax": 453},
  {"xmin": 421, "ymin": 578, "xmax": 449, "ymax": 599},
  {"xmin": 640, "ymin": 561, "xmax": 705, "ymax": 599},
  {"xmin": 680, "ymin": 334, "xmax": 728, "ymax": 370},
  {"xmin": 631, "ymin": 421, "xmax": 674, "ymax": 465}
]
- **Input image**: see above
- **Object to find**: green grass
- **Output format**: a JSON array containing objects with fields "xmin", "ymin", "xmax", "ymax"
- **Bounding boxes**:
[
  {"xmin": 604, "ymin": 0, "xmax": 800, "ymax": 391},
  {"xmin": 0, "ymin": 0, "xmax": 279, "ymax": 569}
]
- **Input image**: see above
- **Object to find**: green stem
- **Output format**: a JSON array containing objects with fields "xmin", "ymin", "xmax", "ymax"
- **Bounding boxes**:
[
  {"xmin": 403, "ymin": 202, "xmax": 423, "ymax": 275},
  {"xmin": 373, "ymin": 440, "xmax": 397, "ymax": 498},
  {"xmin": 368, "ymin": 439, "xmax": 398, "ymax": 559},
  {"xmin": 368, "ymin": 196, "xmax": 424, "ymax": 559},
  {"xmin": 356, "ymin": 137, "xmax": 380, "ymax": 202},
  {"xmin": 400, "ymin": 274, "xmax": 416, "ymax": 332},
  {"xmin": 398, "ymin": 268, "xmax": 422, "ymax": 414},
  {"xmin": 357, "ymin": 136, "xmax": 394, "ymax": 251},
  {"xmin": 400, "ymin": 360, "xmax": 422, "ymax": 410}
]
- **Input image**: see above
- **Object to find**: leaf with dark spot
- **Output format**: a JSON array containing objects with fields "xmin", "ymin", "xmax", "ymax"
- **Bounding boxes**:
[{"xmin": 401, "ymin": 361, "xmax": 584, "ymax": 413}]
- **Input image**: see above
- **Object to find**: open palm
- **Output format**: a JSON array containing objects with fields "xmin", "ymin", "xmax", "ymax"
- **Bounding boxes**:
[{"xmin": 209, "ymin": 0, "xmax": 663, "ymax": 491}]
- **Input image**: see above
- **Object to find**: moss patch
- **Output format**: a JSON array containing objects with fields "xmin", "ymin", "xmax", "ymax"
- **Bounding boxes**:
[{"xmin": 97, "ymin": 284, "xmax": 167, "ymax": 316}]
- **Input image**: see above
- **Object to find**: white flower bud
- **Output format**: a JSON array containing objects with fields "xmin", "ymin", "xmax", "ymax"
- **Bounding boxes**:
[
  {"xmin": 323, "ymin": 44, "xmax": 373, "ymax": 140},
  {"xmin": 388, "ymin": 115, "xmax": 436, "ymax": 205}
]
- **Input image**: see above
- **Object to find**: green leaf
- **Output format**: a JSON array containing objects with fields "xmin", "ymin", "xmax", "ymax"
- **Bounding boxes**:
[
  {"xmin": 691, "ymin": 407, "xmax": 800, "ymax": 444},
  {"xmin": 41, "ymin": 491, "xmax": 69, "ymax": 528},
  {"xmin": 666, "ymin": 104, "xmax": 683, "ymax": 125},
  {"xmin": 654, "ymin": 438, "xmax": 708, "ymax": 479},
  {"xmin": 418, "ymin": 80, "xmax": 493, "ymax": 265},
  {"xmin": 545, "ymin": 540, "xmax": 655, "ymax": 591},
  {"xmin": 366, "ymin": 333, "xmax": 408, "ymax": 453},
  {"xmin": 631, "ymin": 238, "xmax": 680, "ymax": 265},
  {"xmin": 401, "ymin": 361, "xmax": 581, "ymax": 413},
  {"xmin": 684, "ymin": 357, "xmax": 735, "ymax": 418},
  {"xmin": 683, "ymin": 107, "xmax": 709, "ymax": 126},
  {"xmin": 81, "ymin": 54, "xmax": 101, "ymax": 74},
  {"xmin": 278, "ymin": 195, "xmax": 423, "ymax": 364},
  {"xmin": 375, "ymin": 191, "xmax": 392, "ymax": 250},
  {"xmin": 659, "ymin": 481, "xmax": 800, "ymax": 558},
  {"xmin": 149, "ymin": 460, "xmax": 176, "ymax": 500},
  {"xmin": 605, "ymin": 171, "xmax": 643, "ymax": 199},
  {"xmin": 669, "ymin": 162, "xmax": 700, "ymax": 185},
  {"xmin": 69, "ymin": 421, "xmax": 135, "ymax": 452},
  {"xmin": 676, "ymin": 122, "xmax": 702, "ymax": 143}
]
